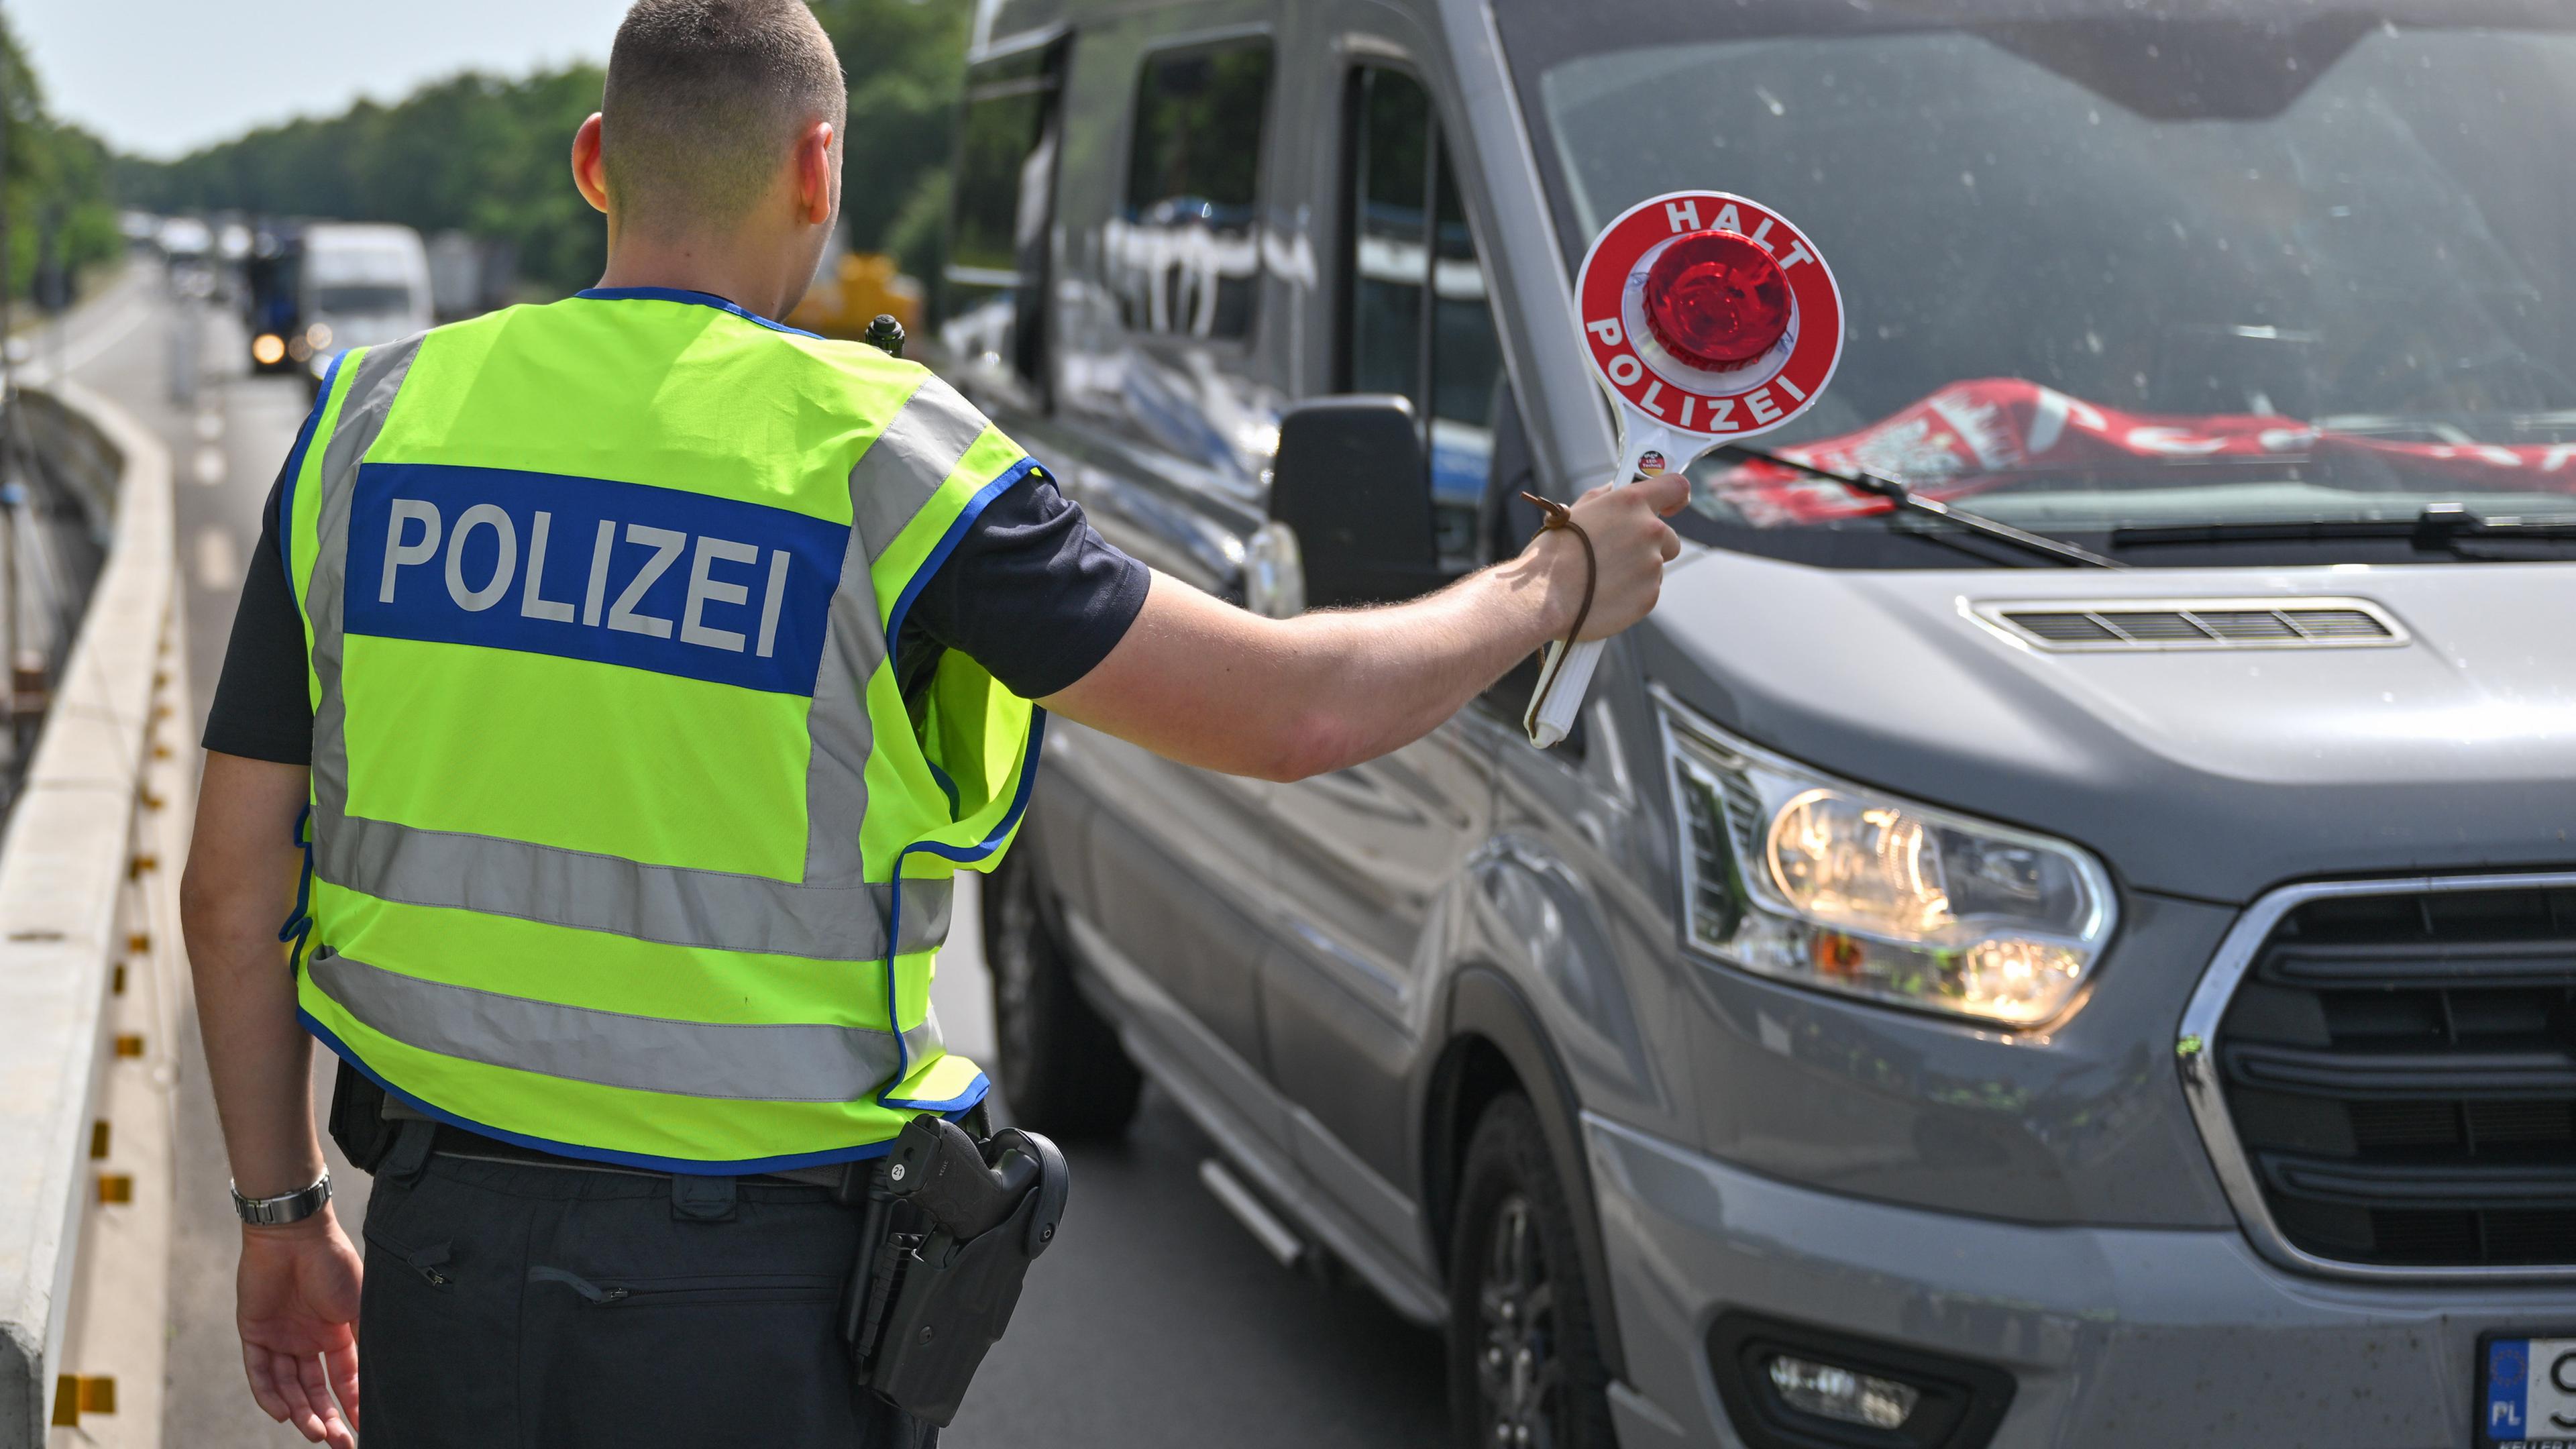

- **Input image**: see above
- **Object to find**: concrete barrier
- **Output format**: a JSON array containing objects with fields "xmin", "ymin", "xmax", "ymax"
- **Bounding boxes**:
[{"xmin": 0, "ymin": 378, "xmax": 183, "ymax": 1448}]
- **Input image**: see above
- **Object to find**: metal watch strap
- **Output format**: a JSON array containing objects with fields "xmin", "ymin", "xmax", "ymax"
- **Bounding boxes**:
[{"xmin": 231, "ymin": 1170, "xmax": 333, "ymax": 1227}]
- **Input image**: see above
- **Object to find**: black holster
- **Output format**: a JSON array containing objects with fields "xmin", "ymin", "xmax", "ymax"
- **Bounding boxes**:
[
  {"xmin": 327, "ymin": 1059, "xmax": 402, "ymax": 1173},
  {"xmin": 839, "ymin": 1118, "xmax": 1070, "ymax": 1427}
]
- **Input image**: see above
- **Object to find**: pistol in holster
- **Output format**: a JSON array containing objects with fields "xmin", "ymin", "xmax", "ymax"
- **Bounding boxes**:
[{"xmin": 838, "ymin": 1114, "xmax": 1070, "ymax": 1427}]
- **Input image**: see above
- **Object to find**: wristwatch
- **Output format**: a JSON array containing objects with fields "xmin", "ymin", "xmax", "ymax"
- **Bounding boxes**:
[{"xmin": 231, "ymin": 1170, "xmax": 332, "ymax": 1227}]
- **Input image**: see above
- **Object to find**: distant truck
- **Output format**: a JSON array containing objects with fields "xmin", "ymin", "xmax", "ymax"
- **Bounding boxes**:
[
  {"xmin": 242, "ymin": 225, "xmax": 305, "ymax": 376},
  {"xmin": 425, "ymin": 229, "xmax": 520, "ymax": 321},
  {"xmin": 279, "ymin": 223, "xmax": 433, "ymax": 394}
]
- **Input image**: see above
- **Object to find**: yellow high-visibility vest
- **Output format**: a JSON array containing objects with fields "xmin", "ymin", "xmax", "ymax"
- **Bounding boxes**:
[{"xmin": 282, "ymin": 286, "xmax": 1037, "ymax": 1173}]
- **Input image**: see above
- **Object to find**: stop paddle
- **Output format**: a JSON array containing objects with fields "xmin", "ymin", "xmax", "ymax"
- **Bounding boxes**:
[{"xmin": 1525, "ymin": 191, "xmax": 1845, "ymax": 747}]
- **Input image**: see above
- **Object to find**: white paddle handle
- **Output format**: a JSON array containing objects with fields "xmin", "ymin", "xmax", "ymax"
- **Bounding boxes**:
[
  {"xmin": 1523, "ymin": 639, "xmax": 1599, "ymax": 749},
  {"xmin": 1521, "ymin": 431, "xmax": 1672, "ymax": 747}
]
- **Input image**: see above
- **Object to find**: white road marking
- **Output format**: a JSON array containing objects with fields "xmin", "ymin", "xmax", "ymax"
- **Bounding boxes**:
[
  {"xmin": 18, "ymin": 297, "xmax": 150, "ymax": 384},
  {"xmin": 193, "ymin": 525, "xmax": 241, "ymax": 591},
  {"xmin": 6, "ymin": 266, "xmax": 176, "ymax": 387},
  {"xmin": 193, "ymin": 446, "xmax": 225, "ymax": 488}
]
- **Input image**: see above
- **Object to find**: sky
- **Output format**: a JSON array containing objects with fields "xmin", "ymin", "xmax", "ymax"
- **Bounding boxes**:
[{"xmin": 13, "ymin": 0, "xmax": 637, "ymax": 159}]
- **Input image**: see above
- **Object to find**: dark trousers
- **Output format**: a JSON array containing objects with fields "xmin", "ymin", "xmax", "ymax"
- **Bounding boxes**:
[{"xmin": 358, "ymin": 1134, "xmax": 935, "ymax": 1448}]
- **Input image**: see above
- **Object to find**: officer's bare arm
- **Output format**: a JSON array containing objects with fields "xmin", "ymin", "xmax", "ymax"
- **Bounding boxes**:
[
  {"xmin": 182, "ymin": 753, "xmax": 327, "ymax": 1198},
  {"xmin": 181, "ymin": 753, "xmax": 364, "ymax": 1449},
  {"xmin": 1044, "ymin": 472, "xmax": 1688, "ymax": 782}
]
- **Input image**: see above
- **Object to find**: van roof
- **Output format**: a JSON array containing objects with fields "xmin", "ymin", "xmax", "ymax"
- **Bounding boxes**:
[{"xmin": 303, "ymin": 223, "xmax": 426, "ymax": 254}]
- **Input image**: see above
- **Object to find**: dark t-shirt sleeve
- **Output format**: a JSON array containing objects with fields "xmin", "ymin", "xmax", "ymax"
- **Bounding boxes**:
[
  {"xmin": 894, "ymin": 469, "xmax": 1148, "ymax": 700},
  {"xmin": 201, "ymin": 474, "xmax": 317, "ymax": 765}
]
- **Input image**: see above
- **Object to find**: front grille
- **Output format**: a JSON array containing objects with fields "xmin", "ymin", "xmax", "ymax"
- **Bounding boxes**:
[{"xmin": 2213, "ymin": 884, "xmax": 2576, "ymax": 1268}]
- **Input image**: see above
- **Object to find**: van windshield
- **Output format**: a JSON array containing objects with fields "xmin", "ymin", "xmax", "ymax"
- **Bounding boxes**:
[{"xmin": 1501, "ymin": 3, "xmax": 2576, "ymax": 561}]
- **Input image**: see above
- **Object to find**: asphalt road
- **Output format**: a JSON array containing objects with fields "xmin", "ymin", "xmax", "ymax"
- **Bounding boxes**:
[{"xmin": 51, "ymin": 267, "xmax": 1450, "ymax": 1448}]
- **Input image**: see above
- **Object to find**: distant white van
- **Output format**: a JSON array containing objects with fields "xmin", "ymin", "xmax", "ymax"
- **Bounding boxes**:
[{"xmin": 299, "ymin": 223, "xmax": 433, "ymax": 390}]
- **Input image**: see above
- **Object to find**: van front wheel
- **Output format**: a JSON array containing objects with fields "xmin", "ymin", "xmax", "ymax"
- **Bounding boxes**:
[
  {"xmin": 1448, "ymin": 1093, "xmax": 1616, "ymax": 1449},
  {"xmin": 981, "ymin": 849, "xmax": 1141, "ymax": 1139}
]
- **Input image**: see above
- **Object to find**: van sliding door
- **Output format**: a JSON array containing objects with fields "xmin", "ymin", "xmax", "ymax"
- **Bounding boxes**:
[{"xmin": 1030, "ymin": 15, "xmax": 1293, "ymax": 1142}]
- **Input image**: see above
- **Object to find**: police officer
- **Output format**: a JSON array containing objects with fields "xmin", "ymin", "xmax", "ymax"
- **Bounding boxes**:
[{"xmin": 178, "ymin": 2, "xmax": 1686, "ymax": 1444}]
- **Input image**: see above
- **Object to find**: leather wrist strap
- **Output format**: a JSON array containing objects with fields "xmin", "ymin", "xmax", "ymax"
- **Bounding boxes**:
[
  {"xmin": 1521, "ymin": 492, "xmax": 1595, "ymax": 657},
  {"xmin": 232, "ymin": 1169, "xmax": 332, "ymax": 1227}
]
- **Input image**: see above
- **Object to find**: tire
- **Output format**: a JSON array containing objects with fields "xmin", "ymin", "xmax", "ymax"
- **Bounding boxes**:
[
  {"xmin": 980, "ymin": 846, "xmax": 1142, "ymax": 1138},
  {"xmin": 1448, "ymin": 1093, "xmax": 1617, "ymax": 1449}
]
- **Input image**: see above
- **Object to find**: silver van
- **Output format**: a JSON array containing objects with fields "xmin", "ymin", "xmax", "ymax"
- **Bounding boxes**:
[
  {"xmin": 932, "ymin": 2, "xmax": 2576, "ymax": 1444},
  {"xmin": 300, "ymin": 222, "xmax": 435, "ymax": 391}
]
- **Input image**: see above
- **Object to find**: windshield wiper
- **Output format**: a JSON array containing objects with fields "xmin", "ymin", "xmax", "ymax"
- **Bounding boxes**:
[
  {"xmin": 1714, "ymin": 444, "xmax": 2123, "ymax": 569},
  {"xmin": 2113, "ymin": 503, "xmax": 2576, "ymax": 554}
]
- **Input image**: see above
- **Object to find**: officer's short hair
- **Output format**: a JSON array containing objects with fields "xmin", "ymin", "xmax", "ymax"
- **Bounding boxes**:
[{"xmin": 602, "ymin": 0, "xmax": 847, "ymax": 235}]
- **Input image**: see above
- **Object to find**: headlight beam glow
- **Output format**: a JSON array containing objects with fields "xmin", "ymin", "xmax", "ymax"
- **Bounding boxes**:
[{"xmin": 1663, "ymin": 695, "xmax": 2114, "ymax": 1027}]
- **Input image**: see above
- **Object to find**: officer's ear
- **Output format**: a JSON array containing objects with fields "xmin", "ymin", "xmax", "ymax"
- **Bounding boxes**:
[
  {"xmin": 793, "ymin": 120, "xmax": 837, "ymax": 227},
  {"xmin": 572, "ymin": 113, "xmax": 610, "ymax": 217}
]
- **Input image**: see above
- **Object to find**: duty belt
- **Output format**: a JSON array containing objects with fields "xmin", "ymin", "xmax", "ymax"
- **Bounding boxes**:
[{"xmin": 419, "ymin": 1122, "xmax": 848, "ymax": 1188}]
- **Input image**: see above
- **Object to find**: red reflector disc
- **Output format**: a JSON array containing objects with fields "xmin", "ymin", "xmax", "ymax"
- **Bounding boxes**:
[{"xmin": 1642, "ymin": 230, "xmax": 1792, "ymax": 372}]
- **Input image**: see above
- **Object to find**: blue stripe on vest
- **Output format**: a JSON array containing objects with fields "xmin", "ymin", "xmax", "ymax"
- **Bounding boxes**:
[{"xmin": 342, "ymin": 461, "xmax": 846, "ymax": 696}]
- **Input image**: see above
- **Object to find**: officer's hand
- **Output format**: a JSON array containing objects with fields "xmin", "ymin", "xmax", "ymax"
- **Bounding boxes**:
[
  {"xmin": 1527, "ymin": 470, "xmax": 1689, "ymax": 641},
  {"xmin": 237, "ymin": 1209, "xmax": 363, "ymax": 1449}
]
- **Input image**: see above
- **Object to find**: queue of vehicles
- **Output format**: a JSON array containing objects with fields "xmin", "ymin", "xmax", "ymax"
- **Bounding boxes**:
[
  {"xmin": 174, "ymin": 211, "xmax": 907, "ymax": 393},
  {"xmin": 931, "ymin": 1, "xmax": 2576, "ymax": 1447},
  {"xmin": 134, "ymin": 215, "xmax": 473, "ymax": 390},
  {"xmin": 239, "ymin": 223, "xmax": 436, "ymax": 394}
]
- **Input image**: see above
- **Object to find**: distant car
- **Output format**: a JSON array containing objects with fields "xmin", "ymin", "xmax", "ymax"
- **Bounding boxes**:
[
  {"xmin": 943, "ymin": 3, "xmax": 2576, "ymax": 1448},
  {"xmin": 154, "ymin": 216, "xmax": 211, "ymax": 261},
  {"xmin": 290, "ymin": 223, "xmax": 433, "ymax": 394}
]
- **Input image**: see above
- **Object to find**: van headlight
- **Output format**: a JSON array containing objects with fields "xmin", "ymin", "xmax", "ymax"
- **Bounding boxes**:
[{"xmin": 1658, "ymin": 694, "xmax": 2114, "ymax": 1026}]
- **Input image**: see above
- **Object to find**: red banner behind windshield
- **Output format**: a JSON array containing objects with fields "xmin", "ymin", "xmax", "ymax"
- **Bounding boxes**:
[{"xmin": 1712, "ymin": 378, "xmax": 2576, "ymax": 525}]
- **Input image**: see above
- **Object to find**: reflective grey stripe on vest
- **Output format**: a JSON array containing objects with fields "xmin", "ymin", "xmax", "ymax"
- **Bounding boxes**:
[
  {"xmin": 307, "ymin": 338, "xmax": 422, "ymax": 823},
  {"xmin": 308, "ymin": 947, "xmax": 944, "ymax": 1102},
  {"xmin": 298, "ymin": 336, "xmax": 990, "ymax": 955},
  {"xmin": 314, "ymin": 811, "xmax": 952, "ymax": 960},
  {"xmin": 802, "ymin": 373, "xmax": 990, "ymax": 881},
  {"xmin": 852, "ymin": 375, "xmax": 987, "ymax": 566}
]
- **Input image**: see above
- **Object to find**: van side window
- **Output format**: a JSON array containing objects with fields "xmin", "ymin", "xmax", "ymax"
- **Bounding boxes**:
[
  {"xmin": 941, "ymin": 44, "xmax": 1064, "ymax": 401},
  {"xmin": 1115, "ymin": 40, "xmax": 1273, "ymax": 341},
  {"xmin": 1338, "ymin": 65, "xmax": 1504, "ymax": 568}
]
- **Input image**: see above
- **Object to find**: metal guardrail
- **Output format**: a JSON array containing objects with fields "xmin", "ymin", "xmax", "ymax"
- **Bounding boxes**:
[{"xmin": 0, "ymin": 378, "xmax": 182, "ymax": 1447}]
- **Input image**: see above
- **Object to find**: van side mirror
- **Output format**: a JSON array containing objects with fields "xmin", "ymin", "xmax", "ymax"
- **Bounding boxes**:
[{"xmin": 1264, "ymin": 394, "xmax": 1448, "ymax": 612}]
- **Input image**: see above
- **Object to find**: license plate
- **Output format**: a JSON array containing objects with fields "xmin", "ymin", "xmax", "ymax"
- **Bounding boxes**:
[{"xmin": 2483, "ymin": 1336, "xmax": 2576, "ymax": 1449}]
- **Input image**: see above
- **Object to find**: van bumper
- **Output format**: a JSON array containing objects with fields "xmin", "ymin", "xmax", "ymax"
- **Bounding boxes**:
[{"xmin": 1584, "ymin": 1112, "xmax": 2567, "ymax": 1449}]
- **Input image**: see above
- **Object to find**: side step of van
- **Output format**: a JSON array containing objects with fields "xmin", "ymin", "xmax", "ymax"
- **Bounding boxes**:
[{"xmin": 1197, "ymin": 1157, "xmax": 1307, "ymax": 1269}]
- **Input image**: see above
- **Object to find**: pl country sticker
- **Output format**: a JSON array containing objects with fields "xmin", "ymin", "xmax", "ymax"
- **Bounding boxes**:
[{"xmin": 1575, "ymin": 191, "xmax": 1843, "ymax": 441}]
